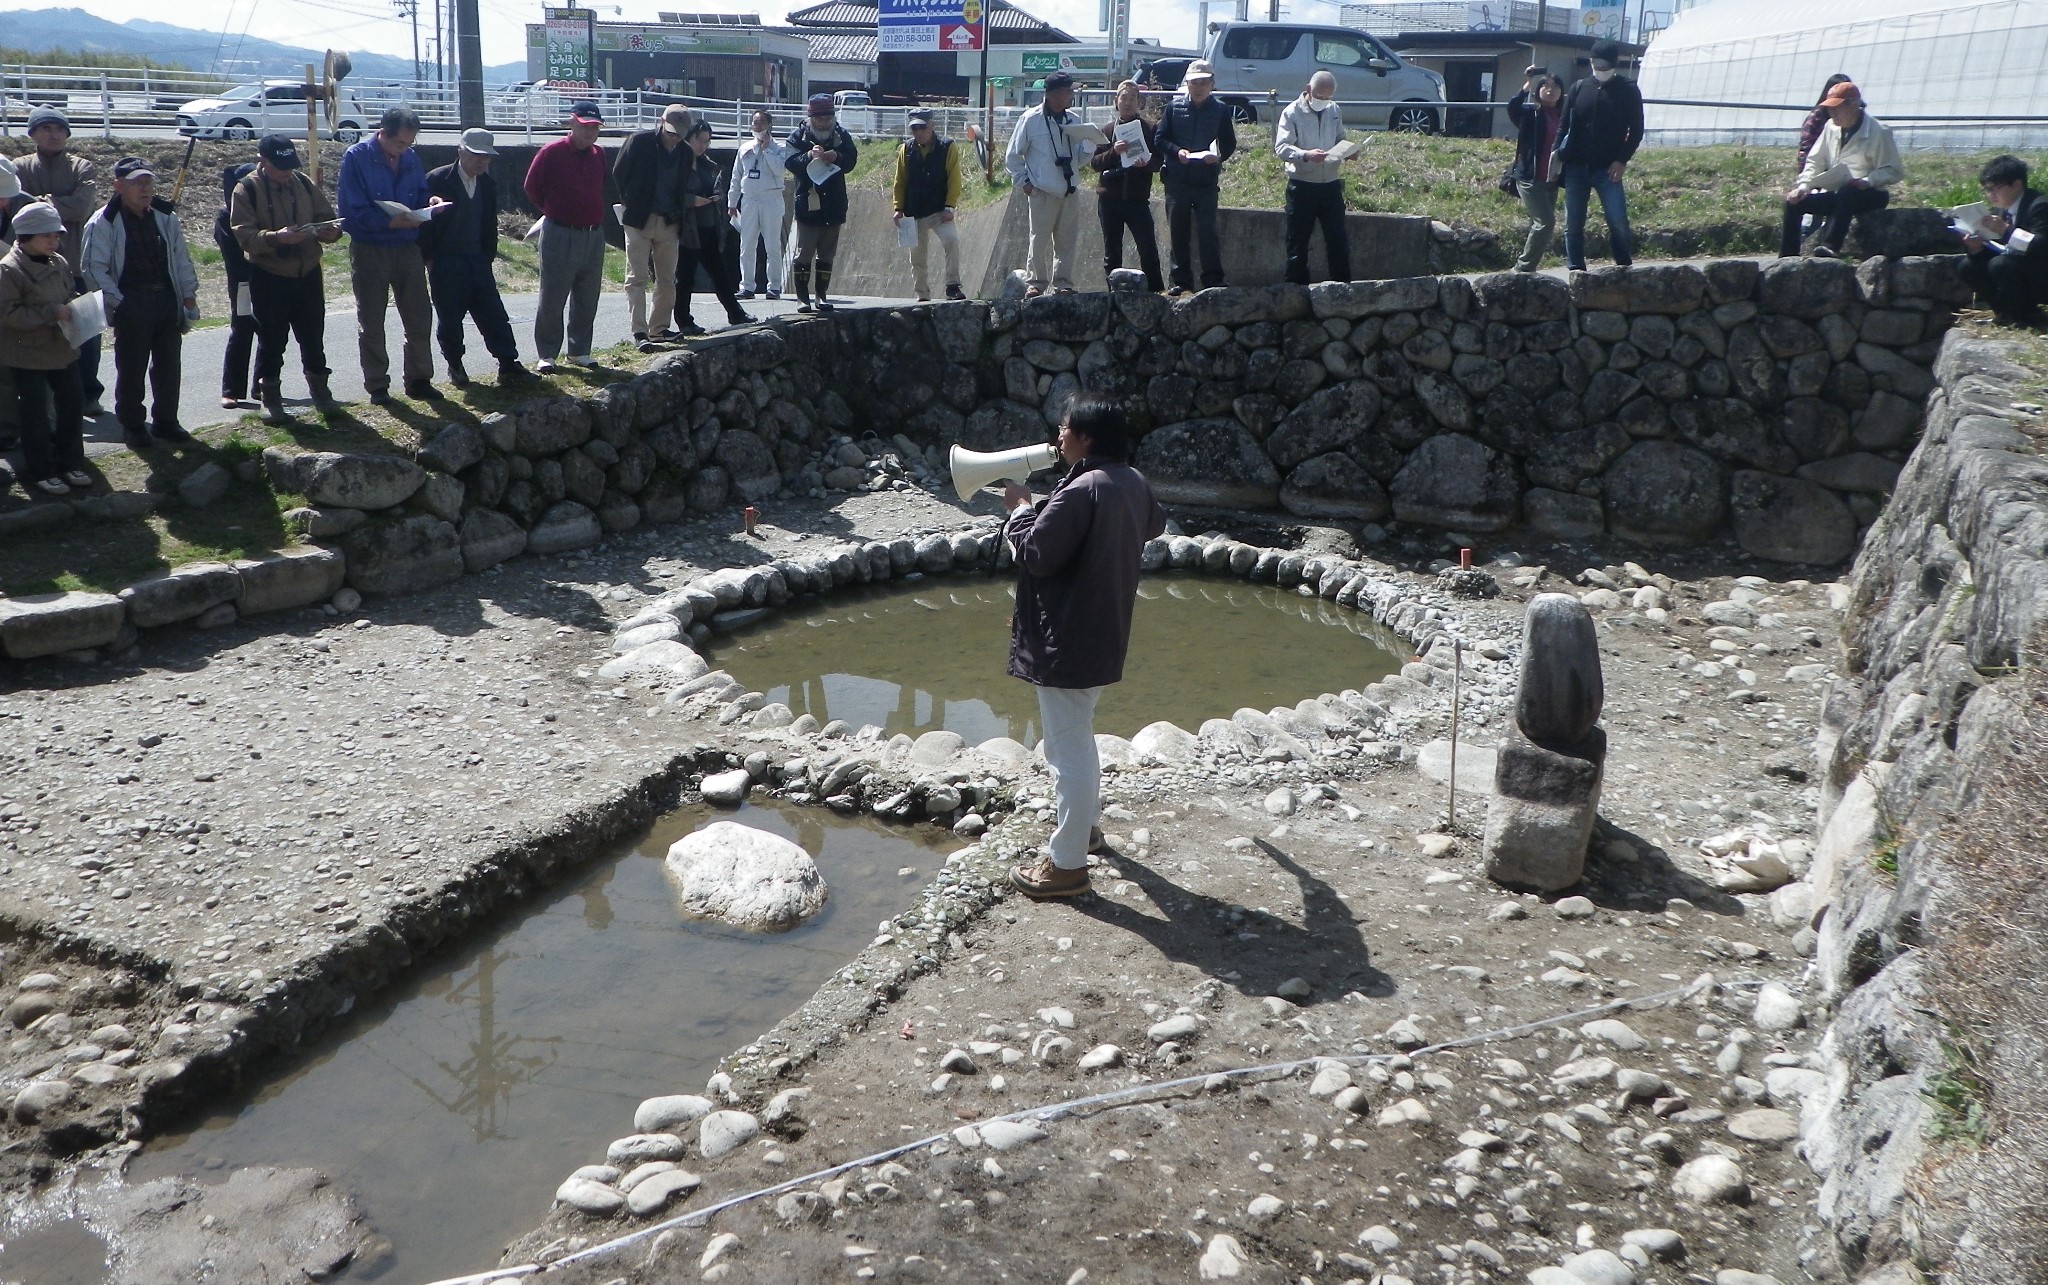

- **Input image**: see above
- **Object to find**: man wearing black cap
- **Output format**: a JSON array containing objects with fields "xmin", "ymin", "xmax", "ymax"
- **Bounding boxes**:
[
  {"xmin": 15, "ymin": 106, "xmax": 105, "ymax": 418},
  {"xmin": 785, "ymin": 94, "xmax": 859, "ymax": 313},
  {"xmin": 1557, "ymin": 40, "xmax": 1642, "ymax": 272},
  {"xmin": 525, "ymin": 100, "xmax": 610, "ymax": 371},
  {"xmin": 232, "ymin": 134, "xmax": 344, "ymax": 425},
  {"xmin": 1004, "ymin": 71, "xmax": 1084, "ymax": 297},
  {"xmin": 421, "ymin": 128, "xmax": 531, "ymax": 388},
  {"xmin": 339, "ymin": 105, "xmax": 444, "ymax": 403},
  {"xmin": 893, "ymin": 111, "xmax": 965, "ymax": 301},
  {"xmin": 80, "ymin": 157, "xmax": 200, "ymax": 448}
]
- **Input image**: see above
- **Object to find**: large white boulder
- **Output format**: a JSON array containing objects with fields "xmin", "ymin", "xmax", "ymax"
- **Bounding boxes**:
[{"xmin": 665, "ymin": 822, "xmax": 827, "ymax": 932}]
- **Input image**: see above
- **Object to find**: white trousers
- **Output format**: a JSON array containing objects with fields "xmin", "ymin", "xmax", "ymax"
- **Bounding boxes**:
[
  {"xmin": 737, "ymin": 195, "xmax": 785, "ymax": 293},
  {"xmin": 1024, "ymin": 188, "xmax": 1081, "ymax": 290},
  {"xmin": 1036, "ymin": 683, "xmax": 1104, "ymax": 870}
]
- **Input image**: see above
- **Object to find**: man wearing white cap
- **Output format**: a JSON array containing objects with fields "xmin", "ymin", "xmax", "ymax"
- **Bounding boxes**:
[
  {"xmin": 1155, "ymin": 60, "xmax": 1237, "ymax": 294},
  {"xmin": 81, "ymin": 157, "xmax": 200, "ymax": 449},
  {"xmin": 421, "ymin": 128, "xmax": 532, "ymax": 388}
]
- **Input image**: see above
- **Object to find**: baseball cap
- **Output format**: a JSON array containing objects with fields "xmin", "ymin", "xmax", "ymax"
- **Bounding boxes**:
[
  {"xmin": 459, "ymin": 126, "xmax": 498, "ymax": 155},
  {"xmin": 380, "ymin": 105, "xmax": 423, "ymax": 134},
  {"xmin": 112, "ymin": 156, "xmax": 156, "ymax": 181},
  {"xmin": 1042, "ymin": 71, "xmax": 1074, "ymax": 92},
  {"xmin": 10, "ymin": 201, "xmax": 64, "ymax": 238},
  {"xmin": 1589, "ymin": 40, "xmax": 1621, "ymax": 69},
  {"xmin": 25, "ymin": 105, "xmax": 70, "ymax": 136},
  {"xmin": 569, "ymin": 100, "xmax": 603, "ymax": 124},
  {"xmin": 1820, "ymin": 80, "xmax": 1860, "ymax": 107},
  {"xmin": 660, "ymin": 102, "xmax": 692, "ymax": 133},
  {"xmin": 258, "ymin": 134, "xmax": 302, "ymax": 168},
  {"xmin": 1184, "ymin": 60, "xmax": 1215, "ymax": 82},
  {"xmin": 908, "ymin": 109, "xmax": 932, "ymax": 127},
  {"xmin": 807, "ymin": 93, "xmax": 835, "ymax": 115}
]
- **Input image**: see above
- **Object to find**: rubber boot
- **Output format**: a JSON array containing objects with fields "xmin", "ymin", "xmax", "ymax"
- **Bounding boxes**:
[
  {"xmin": 260, "ymin": 379, "xmax": 290, "ymax": 426},
  {"xmin": 307, "ymin": 372, "xmax": 339, "ymax": 414},
  {"xmin": 792, "ymin": 261, "xmax": 813, "ymax": 313},
  {"xmin": 815, "ymin": 261, "xmax": 835, "ymax": 313}
]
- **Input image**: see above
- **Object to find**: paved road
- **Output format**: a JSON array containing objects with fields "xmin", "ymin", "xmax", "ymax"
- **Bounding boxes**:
[{"xmin": 69, "ymin": 287, "xmax": 912, "ymax": 460}]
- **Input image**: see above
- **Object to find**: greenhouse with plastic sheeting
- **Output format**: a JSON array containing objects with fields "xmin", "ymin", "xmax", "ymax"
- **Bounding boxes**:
[{"xmin": 1638, "ymin": 0, "xmax": 2048, "ymax": 149}]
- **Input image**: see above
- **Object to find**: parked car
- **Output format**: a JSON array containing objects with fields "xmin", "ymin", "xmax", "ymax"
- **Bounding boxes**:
[
  {"xmin": 833, "ymin": 88, "xmax": 876, "ymax": 136},
  {"xmin": 1137, "ymin": 58, "xmax": 1191, "ymax": 92},
  {"xmin": 1200, "ymin": 21, "xmax": 1443, "ymax": 131},
  {"xmin": 177, "ymin": 81, "xmax": 368, "ymax": 141}
]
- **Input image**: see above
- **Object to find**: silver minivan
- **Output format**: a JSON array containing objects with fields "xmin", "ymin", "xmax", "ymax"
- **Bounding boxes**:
[{"xmin": 1201, "ymin": 22, "xmax": 1444, "ymax": 132}]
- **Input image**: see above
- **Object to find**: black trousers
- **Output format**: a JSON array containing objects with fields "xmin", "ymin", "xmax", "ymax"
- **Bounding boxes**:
[
  {"xmin": 1963, "ymin": 248, "xmax": 2047, "ymax": 321},
  {"xmin": 249, "ymin": 268, "xmax": 329, "ymax": 387},
  {"xmin": 9, "ymin": 363, "xmax": 84, "ymax": 482},
  {"xmin": 1098, "ymin": 193, "xmax": 1164, "ymax": 292},
  {"xmin": 111, "ymin": 287, "xmax": 183, "ymax": 433},
  {"xmin": 1780, "ymin": 186, "xmax": 1890, "ymax": 257},
  {"xmin": 222, "ymin": 267, "xmax": 257, "ymax": 399},
  {"xmin": 429, "ymin": 251, "xmax": 521, "ymax": 366},
  {"xmin": 1164, "ymin": 181, "xmax": 1224, "ymax": 290},
  {"xmin": 1284, "ymin": 179, "xmax": 1351, "ymax": 284},
  {"xmin": 676, "ymin": 225, "xmax": 746, "ymax": 326}
]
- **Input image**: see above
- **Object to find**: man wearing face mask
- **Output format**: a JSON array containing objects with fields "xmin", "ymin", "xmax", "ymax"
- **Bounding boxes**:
[
  {"xmin": 1274, "ymin": 70, "xmax": 1351, "ymax": 285},
  {"xmin": 731, "ymin": 110, "xmax": 791, "ymax": 301},
  {"xmin": 1557, "ymin": 41, "xmax": 1642, "ymax": 272}
]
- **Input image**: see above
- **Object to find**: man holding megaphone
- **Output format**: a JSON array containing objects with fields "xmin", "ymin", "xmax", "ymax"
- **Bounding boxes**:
[{"xmin": 998, "ymin": 393, "xmax": 1167, "ymax": 899}]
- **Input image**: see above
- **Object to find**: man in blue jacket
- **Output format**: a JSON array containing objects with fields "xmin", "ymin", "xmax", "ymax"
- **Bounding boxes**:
[
  {"xmin": 338, "ymin": 106, "xmax": 445, "ymax": 404},
  {"xmin": 1003, "ymin": 392, "xmax": 1168, "ymax": 899},
  {"xmin": 1154, "ymin": 60, "xmax": 1236, "ymax": 294}
]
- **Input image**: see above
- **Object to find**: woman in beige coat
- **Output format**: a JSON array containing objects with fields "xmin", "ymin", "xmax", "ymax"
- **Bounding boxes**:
[{"xmin": 0, "ymin": 201, "xmax": 90, "ymax": 496}]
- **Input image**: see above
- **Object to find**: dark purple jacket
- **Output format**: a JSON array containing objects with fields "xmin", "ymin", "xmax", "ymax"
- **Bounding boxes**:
[{"xmin": 1006, "ymin": 457, "xmax": 1168, "ymax": 689}]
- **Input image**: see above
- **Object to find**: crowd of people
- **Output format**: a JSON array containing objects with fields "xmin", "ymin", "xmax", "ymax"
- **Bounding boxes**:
[{"xmin": 3, "ymin": 58, "xmax": 2044, "ymax": 500}]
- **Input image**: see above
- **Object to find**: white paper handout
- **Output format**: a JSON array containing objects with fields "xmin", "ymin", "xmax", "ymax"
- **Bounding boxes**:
[
  {"xmin": 376, "ymin": 199, "xmax": 437, "ymax": 222},
  {"xmin": 234, "ymin": 282, "xmax": 254, "ymax": 318},
  {"xmin": 896, "ymin": 217, "xmax": 918, "ymax": 248},
  {"xmin": 805, "ymin": 158, "xmax": 840, "ymax": 187},
  {"xmin": 1947, "ymin": 201, "xmax": 1993, "ymax": 239},
  {"xmin": 611, "ymin": 202, "xmax": 625, "ymax": 225},
  {"xmin": 1325, "ymin": 138, "xmax": 1362, "ymax": 163},
  {"xmin": 61, "ymin": 290, "xmax": 106, "ymax": 350},
  {"xmin": 1113, "ymin": 118, "xmax": 1149, "ymax": 168}
]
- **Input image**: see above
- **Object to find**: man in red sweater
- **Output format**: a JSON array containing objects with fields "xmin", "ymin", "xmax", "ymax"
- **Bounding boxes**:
[{"xmin": 523, "ymin": 100, "xmax": 609, "ymax": 372}]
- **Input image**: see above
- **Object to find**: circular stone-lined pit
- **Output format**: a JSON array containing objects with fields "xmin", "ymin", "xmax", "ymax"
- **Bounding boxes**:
[{"xmin": 702, "ymin": 576, "xmax": 1409, "ymax": 744}]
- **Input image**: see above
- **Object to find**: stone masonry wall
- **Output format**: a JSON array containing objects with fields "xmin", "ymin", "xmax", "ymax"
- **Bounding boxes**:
[{"xmin": 1799, "ymin": 330, "xmax": 2048, "ymax": 1281}]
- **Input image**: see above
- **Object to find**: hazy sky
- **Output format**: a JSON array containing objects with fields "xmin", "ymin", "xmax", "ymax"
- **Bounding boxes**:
[{"xmin": 18, "ymin": 0, "xmax": 1355, "ymax": 71}]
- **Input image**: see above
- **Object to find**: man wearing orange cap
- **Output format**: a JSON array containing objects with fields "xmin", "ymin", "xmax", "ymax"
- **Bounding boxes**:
[{"xmin": 1779, "ymin": 80, "xmax": 1901, "ymax": 260}]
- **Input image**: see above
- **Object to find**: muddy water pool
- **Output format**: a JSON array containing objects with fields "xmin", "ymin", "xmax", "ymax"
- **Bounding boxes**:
[
  {"xmin": 704, "ymin": 575, "xmax": 1408, "ymax": 744},
  {"xmin": 104, "ymin": 801, "xmax": 955, "ymax": 1284}
]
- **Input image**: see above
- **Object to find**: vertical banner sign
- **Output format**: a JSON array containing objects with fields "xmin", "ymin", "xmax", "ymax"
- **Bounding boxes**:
[
  {"xmin": 544, "ymin": 7, "xmax": 594, "ymax": 86},
  {"xmin": 1108, "ymin": 0, "xmax": 1130, "ymax": 79},
  {"xmin": 879, "ymin": 0, "xmax": 983, "ymax": 52}
]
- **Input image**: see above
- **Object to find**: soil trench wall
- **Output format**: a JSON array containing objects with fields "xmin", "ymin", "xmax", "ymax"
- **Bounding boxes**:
[{"xmin": 1799, "ymin": 329, "xmax": 2048, "ymax": 1282}]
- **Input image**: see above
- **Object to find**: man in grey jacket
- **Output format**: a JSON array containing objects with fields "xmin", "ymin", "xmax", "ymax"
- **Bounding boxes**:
[
  {"xmin": 1004, "ymin": 392, "xmax": 1168, "ymax": 898},
  {"xmin": 81, "ymin": 157, "xmax": 199, "ymax": 448},
  {"xmin": 1275, "ymin": 71, "xmax": 1351, "ymax": 284}
]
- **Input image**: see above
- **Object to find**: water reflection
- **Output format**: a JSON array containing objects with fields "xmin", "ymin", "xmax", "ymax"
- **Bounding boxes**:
[
  {"xmin": 704, "ymin": 575, "xmax": 1406, "ymax": 743},
  {"xmin": 130, "ymin": 801, "xmax": 955, "ymax": 1285}
]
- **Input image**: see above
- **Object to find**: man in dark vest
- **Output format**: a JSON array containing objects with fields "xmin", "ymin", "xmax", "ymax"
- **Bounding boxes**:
[
  {"xmin": 892, "ymin": 111, "xmax": 965, "ymax": 302},
  {"xmin": 420, "ymin": 128, "xmax": 532, "ymax": 388}
]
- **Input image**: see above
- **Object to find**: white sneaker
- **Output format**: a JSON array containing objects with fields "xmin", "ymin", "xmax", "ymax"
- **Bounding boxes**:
[
  {"xmin": 535, "ymin": 358, "xmax": 559, "ymax": 374},
  {"xmin": 568, "ymin": 354, "xmax": 599, "ymax": 368}
]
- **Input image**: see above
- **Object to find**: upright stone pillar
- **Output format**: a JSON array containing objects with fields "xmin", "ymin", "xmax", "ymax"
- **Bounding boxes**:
[{"xmin": 1484, "ymin": 593, "xmax": 1608, "ymax": 892}]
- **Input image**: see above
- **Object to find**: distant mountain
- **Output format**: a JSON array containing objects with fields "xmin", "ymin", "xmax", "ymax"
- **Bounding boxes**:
[{"xmin": 0, "ymin": 8, "xmax": 527, "ymax": 84}]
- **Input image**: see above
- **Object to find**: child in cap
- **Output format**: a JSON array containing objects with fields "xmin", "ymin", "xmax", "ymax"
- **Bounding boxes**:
[{"xmin": 0, "ymin": 201, "xmax": 92, "ymax": 496}]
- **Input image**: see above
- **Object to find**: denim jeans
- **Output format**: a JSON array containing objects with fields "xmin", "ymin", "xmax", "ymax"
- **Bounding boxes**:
[{"xmin": 1561, "ymin": 162, "xmax": 1633, "ymax": 269}]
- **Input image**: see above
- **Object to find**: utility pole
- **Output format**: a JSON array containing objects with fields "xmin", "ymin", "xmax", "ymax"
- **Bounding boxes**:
[
  {"xmin": 456, "ymin": 0, "xmax": 484, "ymax": 125},
  {"xmin": 432, "ymin": 0, "xmax": 444, "ymax": 87},
  {"xmin": 395, "ymin": 0, "xmax": 421, "ymax": 89}
]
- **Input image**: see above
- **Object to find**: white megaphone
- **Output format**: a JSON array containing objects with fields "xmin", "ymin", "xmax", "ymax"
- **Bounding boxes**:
[{"xmin": 948, "ymin": 441, "xmax": 1059, "ymax": 503}]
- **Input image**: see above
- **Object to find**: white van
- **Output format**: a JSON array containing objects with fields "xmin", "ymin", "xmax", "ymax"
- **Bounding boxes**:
[
  {"xmin": 832, "ymin": 89, "xmax": 876, "ymax": 136},
  {"xmin": 177, "ymin": 81, "xmax": 369, "ymax": 142}
]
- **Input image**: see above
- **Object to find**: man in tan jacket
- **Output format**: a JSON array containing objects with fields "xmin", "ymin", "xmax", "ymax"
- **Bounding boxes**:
[
  {"xmin": 1779, "ymin": 81, "xmax": 1903, "ymax": 259},
  {"xmin": 231, "ymin": 134, "xmax": 343, "ymax": 424},
  {"xmin": 14, "ymin": 106, "xmax": 104, "ymax": 417}
]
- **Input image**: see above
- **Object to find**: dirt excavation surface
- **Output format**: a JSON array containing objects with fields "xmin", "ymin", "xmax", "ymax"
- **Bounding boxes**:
[{"xmin": 1, "ymin": 480, "xmax": 1848, "ymax": 1284}]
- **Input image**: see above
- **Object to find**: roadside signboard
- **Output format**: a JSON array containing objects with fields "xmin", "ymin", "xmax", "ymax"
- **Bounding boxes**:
[
  {"xmin": 878, "ymin": 0, "xmax": 985, "ymax": 53},
  {"xmin": 544, "ymin": 7, "xmax": 593, "ymax": 85}
]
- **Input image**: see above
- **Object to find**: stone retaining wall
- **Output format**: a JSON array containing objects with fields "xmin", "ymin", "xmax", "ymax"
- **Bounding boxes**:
[
  {"xmin": 0, "ymin": 256, "xmax": 1972, "ymax": 662},
  {"xmin": 1801, "ymin": 330, "xmax": 2047, "ymax": 1281}
]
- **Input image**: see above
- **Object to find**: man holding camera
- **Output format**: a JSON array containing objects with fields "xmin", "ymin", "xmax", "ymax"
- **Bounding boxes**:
[{"xmin": 1004, "ymin": 71, "xmax": 1084, "ymax": 297}]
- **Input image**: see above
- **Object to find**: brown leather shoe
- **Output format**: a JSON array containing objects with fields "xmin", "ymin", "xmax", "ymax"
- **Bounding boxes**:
[{"xmin": 1011, "ymin": 855, "xmax": 1090, "ymax": 899}]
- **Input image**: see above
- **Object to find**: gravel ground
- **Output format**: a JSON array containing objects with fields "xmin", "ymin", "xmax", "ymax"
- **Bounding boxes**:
[{"xmin": 1, "ymin": 481, "xmax": 1849, "ymax": 1284}]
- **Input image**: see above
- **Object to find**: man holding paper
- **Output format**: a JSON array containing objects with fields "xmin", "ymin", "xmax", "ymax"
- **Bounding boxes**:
[
  {"xmin": 1155, "ymin": 60, "xmax": 1236, "ymax": 294},
  {"xmin": 524, "ymin": 101, "xmax": 611, "ymax": 370},
  {"xmin": 80, "ymin": 157, "xmax": 200, "ymax": 449},
  {"xmin": 1777, "ymin": 81, "xmax": 1901, "ymax": 261},
  {"xmin": 339, "ymin": 106, "xmax": 445, "ymax": 403},
  {"xmin": 421, "ymin": 128, "xmax": 533, "ymax": 389},
  {"xmin": 231, "ymin": 134, "xmax": 344, "ymax": 425},
  {"xmin": 785, "ymin": 94, "xmax": 859, "ymax": 314},
  {"xmin": 892, "ymin": 111, "xmax": 965, "ymax": 302},
  {"xmin": 1090, "ymin": 80, "xmax": 1164, "ymax": 293},
  {"xmin": 1959, "ymin": 155, "xmax": 2047, "ymax": 327},
  {"xmin": 1005, "ymin": 71, "xmax": 1088, "ymax": 297},
  {"xmin": 1274, "ymin": 71, "xmax": 1353, "ymax": 285}
]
